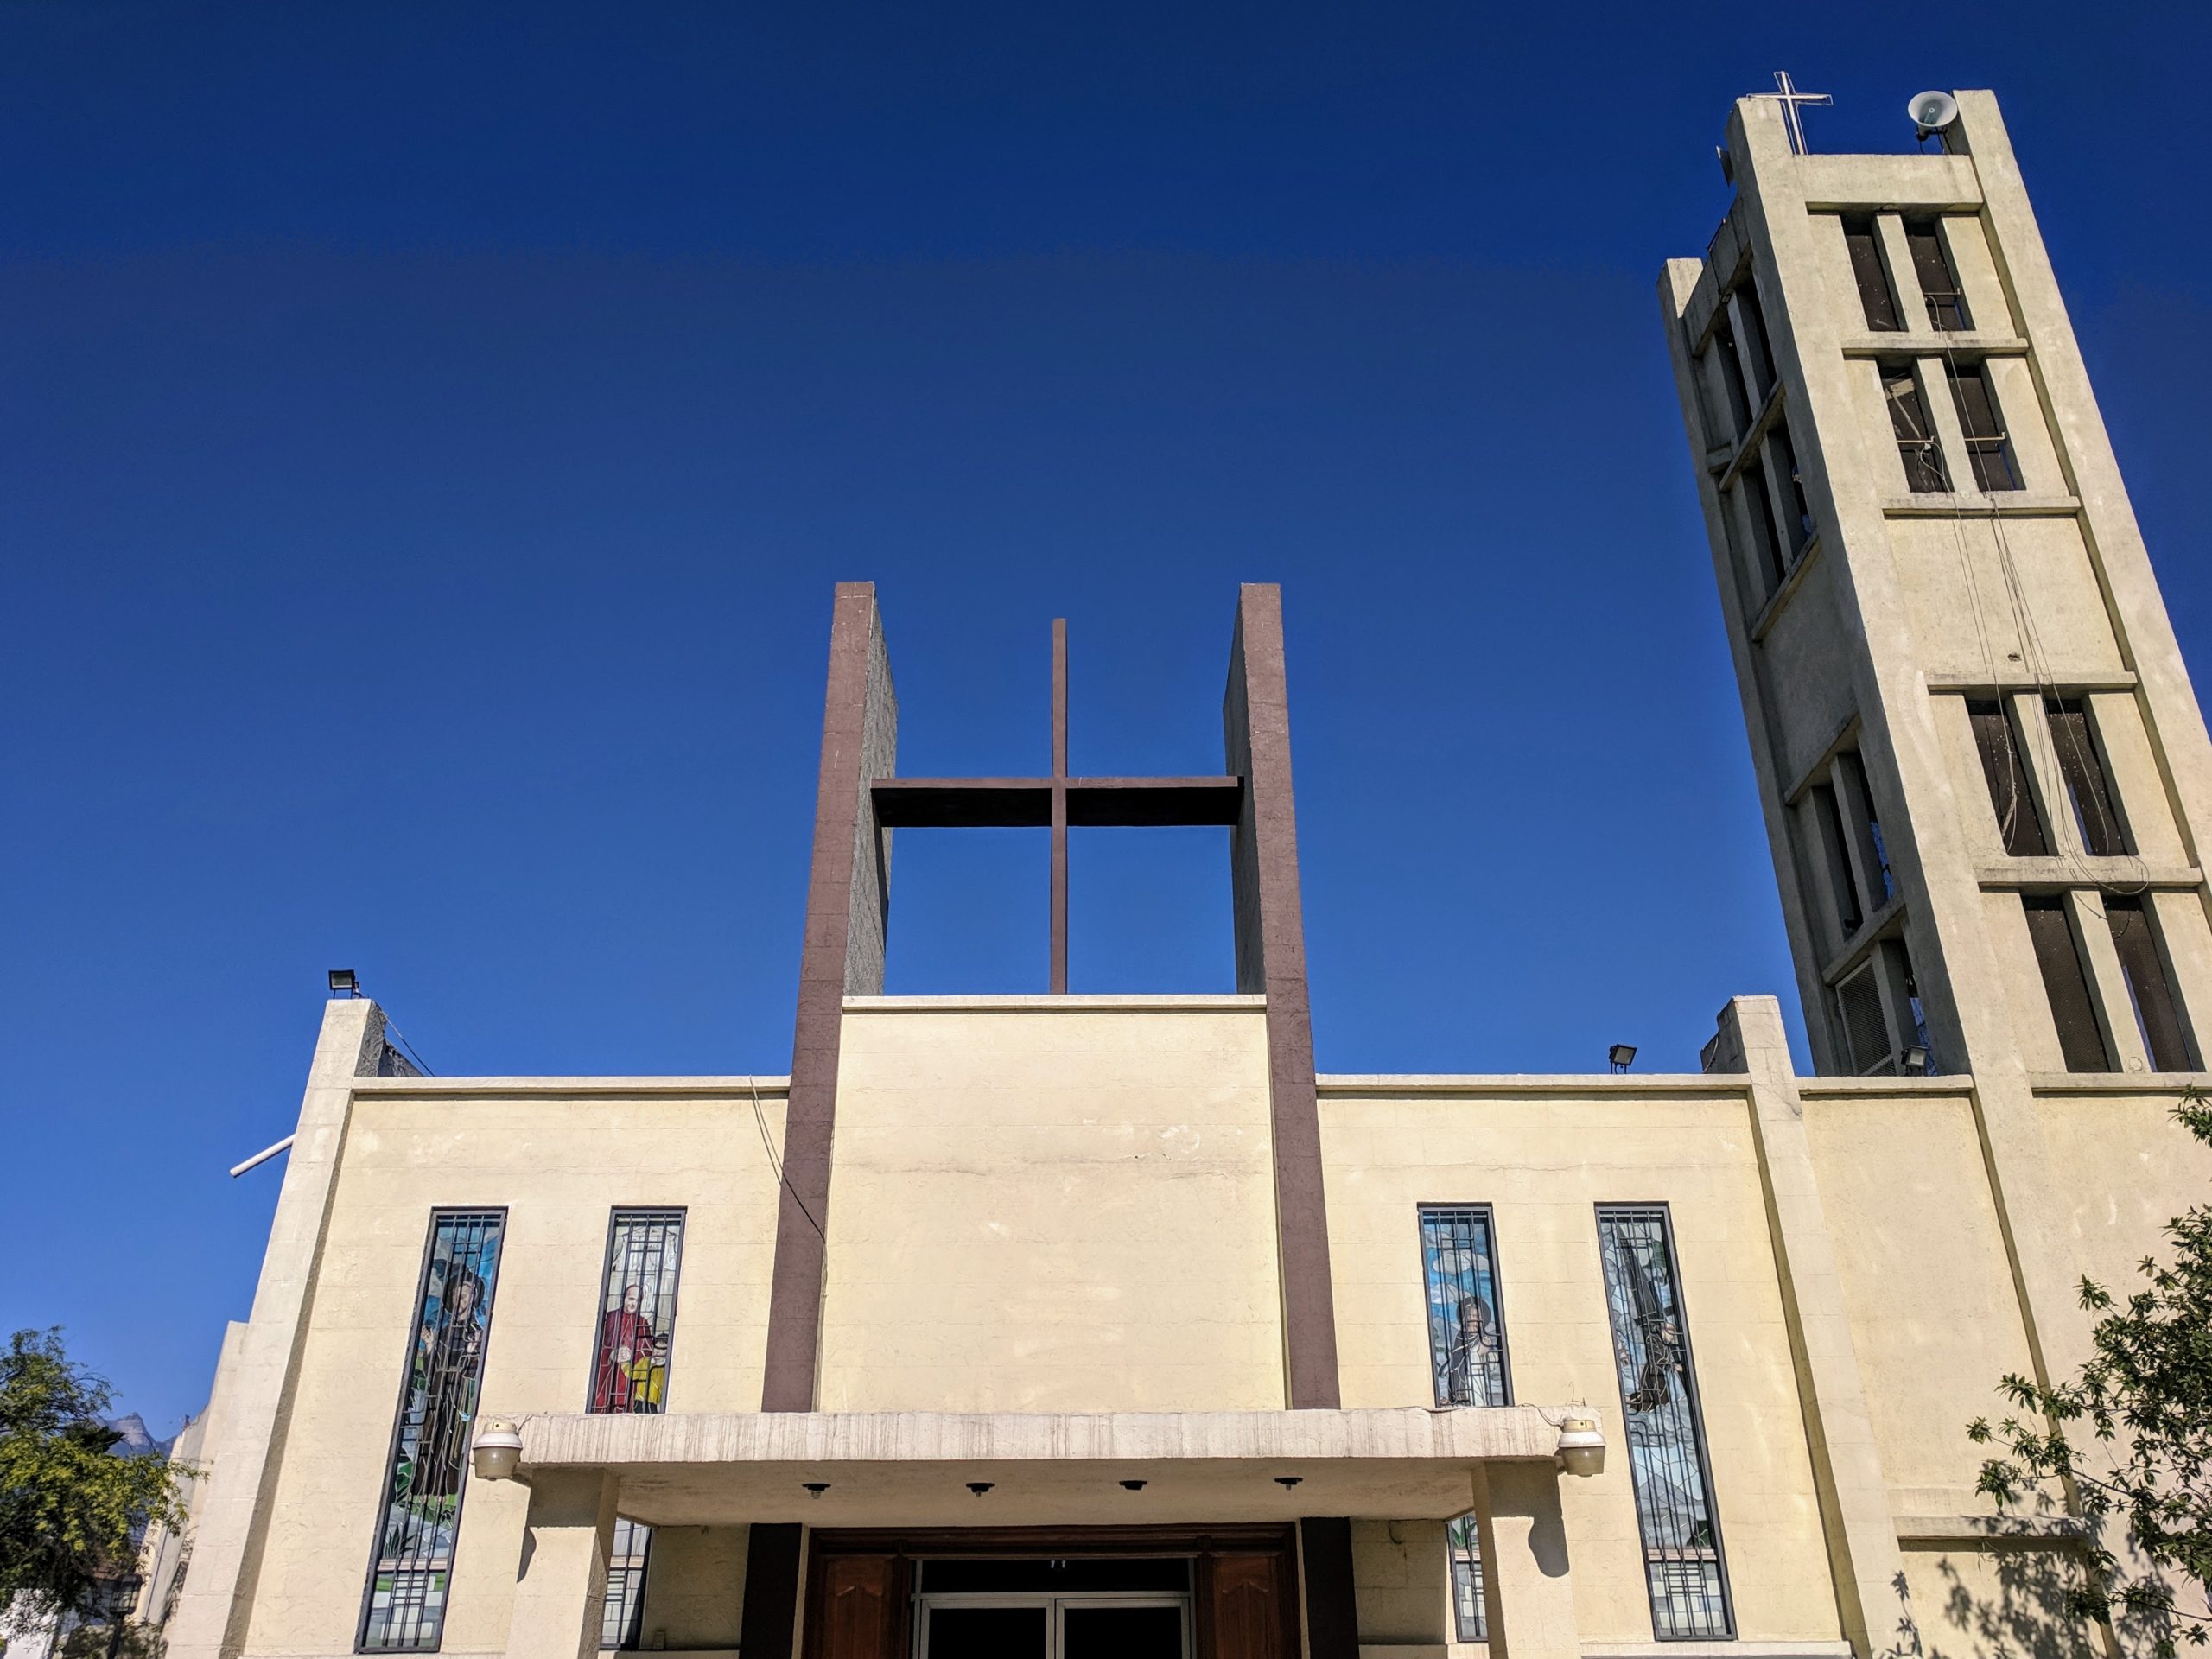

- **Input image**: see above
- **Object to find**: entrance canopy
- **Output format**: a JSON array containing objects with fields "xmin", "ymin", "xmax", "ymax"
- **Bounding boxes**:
[{"xmin": 510, "ymin": 1406, "xmax": 1573, "ymax": 1528}]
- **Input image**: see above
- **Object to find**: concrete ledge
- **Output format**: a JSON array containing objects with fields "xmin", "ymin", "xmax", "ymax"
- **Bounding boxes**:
[
  {"xmin": 1976, "ymin": 859, "xmax": 2200, "ymax": 890},
  {"xmin": 1880, "ymin": 492, "xmax": 2081, "ymax": 517},
  {"xmin": 1584, "ymin": 1646, "xmax": 1852, "ymax": 1659},
  {"xmin": 349, "ymin": 1075, "xmax": 790, "ymax": 1096},
  {"xmin": 1839, "ymin": 330, "xmax": 2028, "ymax": 358},
  {"xmin": 843, "ymin": 994, "xmax": 1266, "ymax": 1013},
  {"xmin": 2027, "ymin": 1071, "xmax": 2212, "ymax": 1095},
  {"xmin": 1318, "ymin": 1075, "xmax": 1743, "ymax": 1097},
  {"xmin": 511, "ymin": 1407, "xmax": 1569, "ymax": 1529},
  {"xmin": 1895, "ymin": 1512, "xmax": 2082, "ymax": 1544},
  {"xmin": 1797, "ymin": 1076, "xmax": 1978, "ymax": 1098}
]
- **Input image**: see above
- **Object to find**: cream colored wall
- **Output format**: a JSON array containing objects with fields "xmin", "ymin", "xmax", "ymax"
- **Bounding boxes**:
[
  {"xmin": 818, "ymin": 1002, "xmax": 1284, "ymax": 1412},
  {"xmin": 2034, "ymin": 1090, "xmax": 2212, "ymax": 1294},
  {"xmin": 639, "ymin": 1524, "xmax": 747, "ymax": 1651},
  {"xmin": 1897, "ymin": 1543, "xmax": 2097, "ymax": 1659},
  {"xmin": 1798, "ymin": 1089, "xmax": 2036, "ymax": 1516},
  {"xmin": 1350, "ymin": 1517, "xmax": 1452, "ymax": 1649},
  {"xmin": 245, "ymin": 1088, "xmax": 785, "ymax": 1657},
  {"xmin": 1890, "ymin": 518, "xmax": 2123, "ymax": 684},
  {"xmin": 1321, "ymin": 1085, "xmax": 1840, "ymax": 1644}
]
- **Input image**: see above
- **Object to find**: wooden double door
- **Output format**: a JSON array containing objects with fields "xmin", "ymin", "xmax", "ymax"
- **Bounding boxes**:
[{"xmin": 804, "ymin": 1527, "xmax": 1300, "ymax": 1659}]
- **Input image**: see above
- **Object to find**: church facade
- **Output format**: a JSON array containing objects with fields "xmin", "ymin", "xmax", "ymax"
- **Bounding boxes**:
[{"xmin": 159, "ymin": 90, "xmax": 2209, "ymax": 1659}]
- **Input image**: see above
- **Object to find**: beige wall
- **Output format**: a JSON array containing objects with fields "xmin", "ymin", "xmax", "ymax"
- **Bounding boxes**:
[
  {"xmin": 244, "ymin": 1086, "xmax": 785, "ymax": 1656},
  {"xmin": 1321, "ymin": 1082, "xmax": 1840, "ymax": 1645},
  {"xmin": 819, "ymin": 1001, "xmax": 1285, "ymax": 1413}
]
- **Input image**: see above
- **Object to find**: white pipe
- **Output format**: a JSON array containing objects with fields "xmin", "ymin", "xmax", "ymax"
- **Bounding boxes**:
[{"xmin": 229, "ymin": 1135, "xmax": 296, "ymax": 1179}]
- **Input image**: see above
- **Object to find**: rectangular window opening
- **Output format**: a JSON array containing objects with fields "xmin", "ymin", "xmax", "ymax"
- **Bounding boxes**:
[
  {"xmin": 1884, "ymin": 365, "xmax": 1950, "ymax": 492},
  {"xmin": 1766, "ymin": 420, "xmax": 1815, "ymax": 552},
  {"xmin": 359, "ymin": 1210, "xmax": 507, "ymax": 1652},
  {"xmin": 1834, "ymin": 751, "xmax": 1897, "ymax": 902},
  {"xmin": 1421, "ymin": 1205, "xmax": 1509, "ymax": 1642},
  {"xmin": 1596, "ymin": 1206, "xmax": 1732, "ymax": 1640},
  {"xmin": 601, "ymin": 1519, "xmax": 652, "ymax": 1650},
  {"xmin": 1948, "ymin": 365, "xmax": 2020, "ymax": 492},
  {"xmin": 2045, "ymin": 699, "xmax": 2130, "ymax": 856},
  {"xmin": 1842, "ymin": 216, "xmax": 1902, "ymax": 330},
  {"xmin": 1907, "ymin": 221, "xmax": 1973, "ymax": 330},
  {"xmin": 2024, "ymin": 895, "xmax": 2112, "ymax": 1072},
  {"xmin": 1810, "ymin": 783, "xmax": 1863, "ymax": 938},
  {"xmin": 1709, "ymin": 311, "xmax": 1754, "ymax": 435},
  {"xmin": 1732, "ymin": 282, "xmax": 1777, "ymax": 403},
  {"xmin": 1737, "ymin": 466, "xmax": 1786, "ymax": 593},
  {"xmin": 1967, "ymin": 699, "xmax": 2049, "ymax": 856},
  {"xmin": 591, "ymin": 1210, "xmax": 685, "ymax": 1414},
  {"xmin": 2106, "ymin": 898, "xmax": 2196, "ymax": 1072}
]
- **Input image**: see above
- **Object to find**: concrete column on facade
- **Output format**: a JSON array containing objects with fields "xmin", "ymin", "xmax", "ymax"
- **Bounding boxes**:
[
  {"xmin": 1719, "ymin": 996, "xmax": 1916, "ymax": 1658},
  {"xmin": 501, "ymin": 1471, "xmax": 620, "ymax": 1659},
  {"xmin": 1472, "ymin": 1462, "xmax": 1579, "ymax": 1659},
  {"xmin": 163, "ymin": 996, "xmax": 388, "ymax": 1659}
]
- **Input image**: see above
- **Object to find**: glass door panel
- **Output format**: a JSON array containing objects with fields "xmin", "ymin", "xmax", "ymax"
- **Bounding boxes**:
[
  {"xmin": 1059, "ymin": 1601, "xmax": 1185, "ymax": 1659},
  {"xmin": 921, "ymin": 1603, "xmax": 1047, "ymax": 1657}
]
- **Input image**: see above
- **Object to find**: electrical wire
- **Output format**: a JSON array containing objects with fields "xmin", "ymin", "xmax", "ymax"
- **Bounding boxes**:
[{"xmin": 750, "ymin": 1077, "xmax": 823, "ymax": 1238}]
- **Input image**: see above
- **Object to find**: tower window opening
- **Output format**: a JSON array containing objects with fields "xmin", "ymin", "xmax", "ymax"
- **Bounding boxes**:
[
  {"xmin": 1708, "ymin": 311, "xmax": 1754, "ymax": 437},
  {"xmin": 1882, "ymin": 366, "xmax": 1950, "ymax": 492},
  {"xmin": 1947, "ymin": 365, "xmax": 2020, "ymax": 492},
  {"xmin": 1810, "ymin": 783, "xmax": 1864, "ymax": 938},
  {"xmin": 1731, "ymin": 280, "xmax": 1777, "ymax": 403},
  {"xmin": 1737, "ymin": 465, "xmax": 1787, "ymax": 592},
  {"xmin": 1842, "ymin": 216, "xmax": 1903, "ymax": 330},
  {"xmin": 1906, "ymin": 220, "xmax": 1973, "ymax": 330},
  {"xmin": 2105, "ymin": 897, "xmax": 2196, "ymax": 1072},
  {"xmin": 2024, "ymin": 895, "xmax": 2112, "ymax": 1072},
  {"xmin": 1967, "ymin": 699, "xmax": 2049, "ymax": 855},
  {"xmin": 1766, "ymin": 419, "xmax": 1815, "ymax": 550},
  {"xmin": 1834, "ymin": 750, "xmax": 1896, "ymax": 901},
  {"xmin": 2045, "ymin": 698, "xmax": 2130, "ymax": 856}
]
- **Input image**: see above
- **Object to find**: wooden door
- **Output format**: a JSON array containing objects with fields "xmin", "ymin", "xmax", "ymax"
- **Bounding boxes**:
[
  {"xmin": 1198, "ymin": 1548, "xmax": 1297, "ymax": 1659},
  {"xmin": 804, "ymin": 1551, "xmax": 909, "ymax": 1659}
]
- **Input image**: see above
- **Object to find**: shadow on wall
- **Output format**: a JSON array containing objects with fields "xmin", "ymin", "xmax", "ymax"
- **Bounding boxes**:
[{"xmin": 1884, "ymin": 1546, "xmax": 2132, "ymax": 1659}]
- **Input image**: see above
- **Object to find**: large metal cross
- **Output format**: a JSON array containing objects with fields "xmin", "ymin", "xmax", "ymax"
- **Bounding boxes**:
[
  {"xmin": 1757, "ymin": 70, "xmax": 1832, "ymax": 156},
  {"xmin": 869, "ymin": 620, "xmax": 1244, "ymax": 994}
]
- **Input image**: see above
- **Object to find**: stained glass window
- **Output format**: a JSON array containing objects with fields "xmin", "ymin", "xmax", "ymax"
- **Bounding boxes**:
[
  {"xmin": 589, "ymin": 1211, "xmax": 684, "ymax": 1414},
  {"xmin": 1596, "ymin": 1205, "xmax": 1732, "ymax": 1639},
  {"xmin": 360, "ymin": 1210, "xmax": 506, "ymax": 1651},
  {"xmin": 1420, "ymin": 1205, "xmax": 1510, "ymax": 1640},
  {"xmin": 600, "ymin": 1519, "xmax": 652, "ymax": 1649}
]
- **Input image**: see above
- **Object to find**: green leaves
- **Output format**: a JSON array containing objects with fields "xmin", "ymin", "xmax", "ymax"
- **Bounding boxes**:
[{"xmin": 0, "ymin": 1328, "xmax": 188, "ymax": 1624}]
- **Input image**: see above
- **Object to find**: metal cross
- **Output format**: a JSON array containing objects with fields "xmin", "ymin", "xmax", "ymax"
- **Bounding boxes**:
[
  {"xmin": 1758, "ymin": 71, "xmax": 1832, "ymax": 156},
  {"xmin": 869, "ymin": 620, "xmax": 1244, "ymax": 994}
]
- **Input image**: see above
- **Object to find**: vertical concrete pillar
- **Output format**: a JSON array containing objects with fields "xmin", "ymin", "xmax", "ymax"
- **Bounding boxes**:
[
  {"xmin": 1473, "ymin": 1463, "xmax": 1580, "ymax": 1659},
  {"xmin": 1719, "ymin": 995, "xmax": 1916, "ymax": 1657},
  {"xmin": 501, "ymin": 1471, "xmax": 620, "ymax": 1659},
  {"xmin": 164, "ymin": 997, "xmax": 389, "ymax": 1659}
]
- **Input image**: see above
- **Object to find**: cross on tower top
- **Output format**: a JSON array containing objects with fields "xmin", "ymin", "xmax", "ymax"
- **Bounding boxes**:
[
  {"xmin": 871, "ymin": 619, "xmax": 1244, "ymax": 993},
  {"xmin": 1755, "ymin": 70, "xmax": 1832, "ymax": 156}
]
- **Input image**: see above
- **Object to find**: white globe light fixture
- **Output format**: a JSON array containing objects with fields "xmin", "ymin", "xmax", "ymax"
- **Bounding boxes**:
[
  {"xmin": 471, "ymin": 1418, "xmax": 525, "ymax": 1482},
  {"xmin": 1554, "ymin": 1414, "xmax": 1606, "ymax": 1478}
]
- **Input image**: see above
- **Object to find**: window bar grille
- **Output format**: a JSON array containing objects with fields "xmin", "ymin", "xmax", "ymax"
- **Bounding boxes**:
[
  {"xmin": 600, "ymin": 1519, "xmax": 652, "ymax": 1650},
  {"xmin": 1596, "ymin": 1206, "xmax": 1732, "ymax": 1639},
  {"xmin": 359, "ymin": 1209, "xmax": 507, "ymax": 1652},
  {"xmin": 590, "ymin": 1210, "xmax": 685, "ymax": 1414},
  {"xmin": 1419, "ymin": 1205, "xmax": 1511, "ymax": 1640}
]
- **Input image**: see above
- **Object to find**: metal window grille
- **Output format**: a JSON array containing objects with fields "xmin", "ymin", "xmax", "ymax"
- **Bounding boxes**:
[
  {"xmin": 600, "ymin": 1519, "xmax": 652, "ymax": 1649},
  {"xmin": 359, "ymin": 1210, "xmax": 507, "ymax": 1651},
  {"xmin": 1420, "ymin": 1205, "xmax": 1509, "ymax": 1642},
  {"xmin": 590, "ymin": 1211, "xmax": 685, "ymax": 1414},
  {"xmin": 1596, "ymin": 1206, "xmax": 1732, "ymax": 1640}
]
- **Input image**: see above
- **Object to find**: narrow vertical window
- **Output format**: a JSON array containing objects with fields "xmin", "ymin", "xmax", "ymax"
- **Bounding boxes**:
[
  {"xmin": 590, "ymin": 1210, "xmax": 685, "ymax": 1414},
  {"xmin": 1420, "ymin": 1206, "xmax": 1510, "ymax": 1639},
  {"xmin": 1710, "ymin": 311, "xmax": 1753, "ymax": 435},
  {"xmin": 1834, "ymin": 750, "xmax": 1896, "ymax": 902},
  {"xmin": 1947, "ymin": 365, "xmax": 2019, "ymax": 491},
  {"xmin": 1597, "ymin": 1206, "xmax": 1732, "ymax": 1639},
  {"xmin": 360, "ymin": 1210, "xmax": 507, "ymax": 1652},
  {"xmin": 2106, "ymin": 899, "xmax": 2195, "ymax": 1072},
  {"xmin": 1907, "ymin": 221, "xmax": 1972, "ymax": 330},
  {"xmin": 1766, "ymin": 420, "xmax": 1815, "ymax": 550},
  {"xmin": 2045, "ymin": 699, "xmax": 2129, "ymax": 856},
  {"xmin": 1732, "ymin": 283, "xmax": 1777, "ymax": 403},
  {"xmin": 1810, "ymin": 783, "xmax": 1863, "ymax": 936},
  {"xmin": 1884, "ymin": 366, "xmax": 1949, "ymax": 492},
  {"xmin": 1737, "ymin": 466, "xmax": 1785, "ymax": 592},
  {"xmin": 601, "ymin": 1519, "xmax": 652, "ymax": 1650},
  {"xmin": 1967, "ymin": 699, "xmax": 2049, "ymax": 855},
  {"xmin": 1842, "ymin": 217, "xmax": 1901, "ymax": 330},
  {"xmin": 2024, "ymin": 895, "xmax": 2112, "ymax": 1072}
]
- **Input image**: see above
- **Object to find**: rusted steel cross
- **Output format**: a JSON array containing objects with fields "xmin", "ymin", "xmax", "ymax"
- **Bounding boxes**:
[{"xmin": 868, "ymin": 620, "xmax": 1244, "ymax": 994}]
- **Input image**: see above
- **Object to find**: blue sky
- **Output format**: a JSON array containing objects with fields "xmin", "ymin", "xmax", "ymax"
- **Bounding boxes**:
[{"xmin": 5, "ymin": 2, "xmax": 2209, "ymax": 1430}]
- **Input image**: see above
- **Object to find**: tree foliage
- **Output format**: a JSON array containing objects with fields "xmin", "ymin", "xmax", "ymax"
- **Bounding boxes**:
[
  {"xmin": 1969, "ymin": 1091, "xmax": 2212, "ymax": 1656},
  {"xmin": 0, "ymin": 1328, "xmax": 187, "ymax": 1622}
]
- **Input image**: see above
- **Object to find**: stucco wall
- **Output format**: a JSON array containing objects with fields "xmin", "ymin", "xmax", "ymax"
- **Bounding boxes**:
[
  {"xmin": 1319, "ymin": 1083, "xmax": 1840, "ymax": 1645},
  {"xmin": 819, "ymin": 1001, "xmax": 1285, "ymax": 1413},
  {"xmin": 245, "ymin": 1087, "xmax": 784, "ymax": 1656}
]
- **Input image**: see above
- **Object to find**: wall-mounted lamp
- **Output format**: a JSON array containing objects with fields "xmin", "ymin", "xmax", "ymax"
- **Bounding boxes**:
[
  {"xmin": 1273, "ymin": 1476, "xmax": 1302, "ymax": 1490},
  {"xmin": 1608, "ymin": 1045, "xmax": 1637, "ymax": 1073},
  {"xmin": 966, "ymin": 1482, "xmax": 994, "ymax": 1497},
  {"xmin": 1554, "ymin": 1414, "xmax": 1605, "ymax": 1478},
  {"xmin": 471, "ymin": 1419, "xmax": 524, "ymax": 1482},
  {"xmin": 1900, "ymin": 1044, "xmax": 1930, "ymax": 1076},
  {"xmin": 328, "ymin": 969, "xmax": 360, "ymax": 998},
  {"xmin": 804, "ymin": 1482, "xmax": 830, "ymax": 1499},
  {"xmin": 1119, "ymin": 1479, "xmax": 1147, "ymax": 1491}
]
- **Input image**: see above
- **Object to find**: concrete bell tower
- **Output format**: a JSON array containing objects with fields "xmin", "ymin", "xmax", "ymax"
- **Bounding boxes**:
[{"xmin": 1661, "ymin": 89, "xmax": 2212, "ymax": 1083}]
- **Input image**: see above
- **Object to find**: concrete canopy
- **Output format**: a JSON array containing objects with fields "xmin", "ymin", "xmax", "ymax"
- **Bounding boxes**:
[{"xmin": 505, "ymin": 1406, "xmax": 1574, "ymax": 1529}]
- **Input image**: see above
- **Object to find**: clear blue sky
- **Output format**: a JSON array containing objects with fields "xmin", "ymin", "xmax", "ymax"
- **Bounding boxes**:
[{"xmin": 5, "ymin": 2, "xmax": 2209, "ymax": 1431}]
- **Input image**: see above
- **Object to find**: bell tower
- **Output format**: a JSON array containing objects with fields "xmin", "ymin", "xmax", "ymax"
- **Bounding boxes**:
[{"xmin": 1662, "ymin": 88, "xmax": 2212, "ymax": 1083}]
